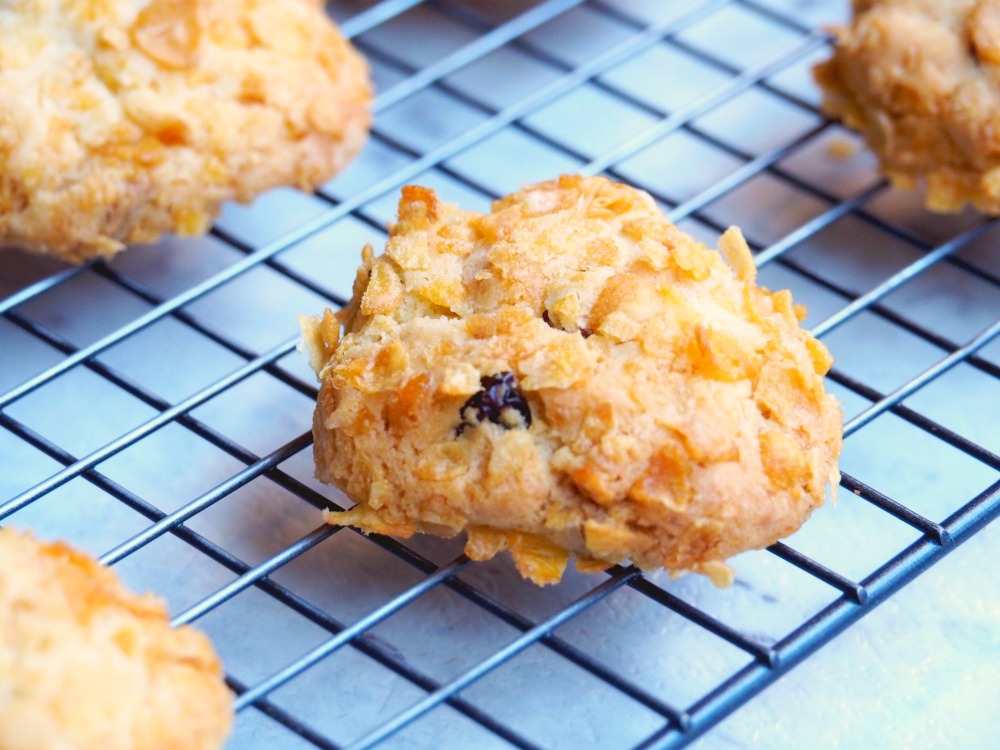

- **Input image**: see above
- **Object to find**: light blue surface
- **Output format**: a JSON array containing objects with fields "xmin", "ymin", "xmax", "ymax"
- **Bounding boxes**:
[{"xmin": 0, "ymin": 1, "xmax": 997, "ymax": 748}]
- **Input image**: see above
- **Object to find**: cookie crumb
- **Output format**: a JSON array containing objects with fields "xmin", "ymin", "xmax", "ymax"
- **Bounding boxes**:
[{"xmin": 825, "ymin": 137, "xmax": 857, "ymax": 160}]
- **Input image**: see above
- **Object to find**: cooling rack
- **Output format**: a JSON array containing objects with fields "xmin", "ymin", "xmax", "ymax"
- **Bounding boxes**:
[{"xmin": 1, "ymin": 0, "xmax": 998, "ymax": 747}]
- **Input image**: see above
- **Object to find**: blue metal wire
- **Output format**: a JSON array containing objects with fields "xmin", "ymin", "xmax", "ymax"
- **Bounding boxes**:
[
  {"xmin": 636, "ymin": 478, "xmax": 1000, "ymax": 750},
  {"xmin": 0, "ymin": 339, "xmax": 299, "ymax": 520},
  {"xmin": 339, "ymin": 0, "xmax": 427, "ymax": 38},
  {"xmin": 843, "ymin": 315, "xmax": 1000, "ymax": 436},
  {"xmin": 99, "ymin": 431, "xmax": 313, "ymax": 566},
  {"xmin": 810, "ymin": 221, "xmax": 997, "ymax": 338},
  {"xmin": 582, "ymin": 32, "xmax": 830, "ymax": 177},
  {"xmin": 343, "ymin": 567, "xmax": 644, "ymax": 750},
  {"xmin": 2, "ymin": 1, "xmax": 998, "ymax": 748},
  {"xmin": 233, "ymin": 555, "xmax": 473, "ymax": 711},
  {"xmin": 372, "ymin": 0, "xmax": 589, "ymax": 113}
]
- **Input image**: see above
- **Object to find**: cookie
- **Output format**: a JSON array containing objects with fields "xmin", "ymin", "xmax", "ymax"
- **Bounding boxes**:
[
  {"xmin": 814, "ymin": 0, "xmax": 1000, "ymax": 213},
  {"xmin": 0, "ymin": 527, "xmax": 232, "ymax": 750},
  {"xmin": 0, "ymin": 0, "xmax": 371, "ymax": 262},
  {"xmin": 302, "ymin": 175, "xmax": 842, "ymax": 585}
]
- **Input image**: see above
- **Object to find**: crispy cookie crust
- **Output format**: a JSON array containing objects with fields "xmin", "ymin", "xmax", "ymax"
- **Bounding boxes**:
[
  {"xmin": 814, "ymin": 0, "xmax": 1000, "ymax": 213},
  {"xmin": 303, "ymin": 176, "xmax": 842, "ymax": 585},
  {"xmin": 0, "ymin": 528, "xmax": 232, "ymax": 750},
  {"xmin": 0, "ymin": 0, "xmax": 371, "ymax": 262}
]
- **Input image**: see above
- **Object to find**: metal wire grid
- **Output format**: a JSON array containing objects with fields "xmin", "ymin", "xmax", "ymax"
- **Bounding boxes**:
[{"xmin": 0, "ymin": 0, "xmax": 998, "ymax": 747}]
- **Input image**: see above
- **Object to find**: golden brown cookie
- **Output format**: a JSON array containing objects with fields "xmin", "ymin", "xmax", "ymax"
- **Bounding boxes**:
[
  {"xmin": 302, "ymin": 175, "xmax": 843, "ymax": 585},
  {"xmin": 814, "ymin": 0, "xmax": 1000, "ymax": 213},
  {"xmin": 0, "ymin": 0, "xmax": 371, "ymax": 262},
  {"xmin": 0, "ymin": 527, "xmax": 232, "ymax": 750}
]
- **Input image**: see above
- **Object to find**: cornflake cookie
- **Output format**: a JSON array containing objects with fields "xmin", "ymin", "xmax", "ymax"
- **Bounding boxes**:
[
  {"xmin": 814, "ymin": 0, "xmax": 1000, "ymax": 213},
  {"xmin": 0, "ymin": 527, "xmax": 232, "ymax": 750},
  {"xmin": 0, "ymin": 0, "xmax": 371, "ymax": 262},
  {"xmin": 302, "ymin": 176, "xmax": 842, "ymax": 586}
]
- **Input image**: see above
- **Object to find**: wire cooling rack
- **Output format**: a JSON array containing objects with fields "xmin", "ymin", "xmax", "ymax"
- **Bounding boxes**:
[{"xmin": 2, "ymin": 1, "xmax": 999, "ymax": 747}]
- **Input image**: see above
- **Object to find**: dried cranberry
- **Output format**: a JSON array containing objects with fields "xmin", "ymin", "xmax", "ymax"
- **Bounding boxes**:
[{"xmin": 457, "ymin": 371, "xmax": 532, "ymax": 435}]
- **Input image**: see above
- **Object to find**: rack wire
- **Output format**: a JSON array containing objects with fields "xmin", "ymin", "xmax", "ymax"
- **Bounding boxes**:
[{"xmin": 1, "ymin": 1, "xmax": 998, "ymax": 747}]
